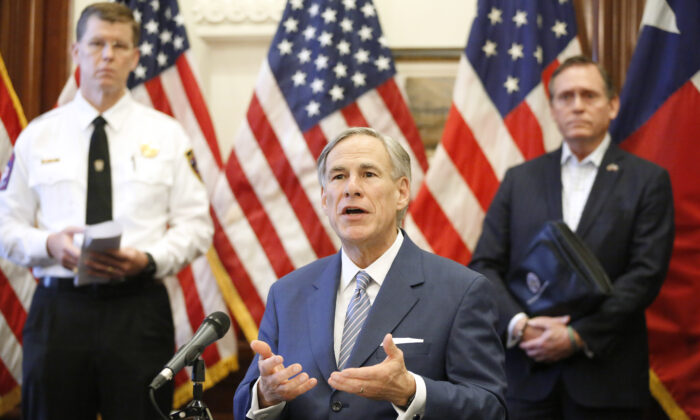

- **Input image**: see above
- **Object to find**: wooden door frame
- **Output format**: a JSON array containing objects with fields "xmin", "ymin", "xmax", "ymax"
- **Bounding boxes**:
[{"xmin": 0, "ymin": 0, "xmax": 71, "ymax": 120}]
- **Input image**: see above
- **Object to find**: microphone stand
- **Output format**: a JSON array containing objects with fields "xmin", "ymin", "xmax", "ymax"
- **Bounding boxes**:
[{"xmin": 168, "ymin": 358, "xmax": 214, "ymax": 420}]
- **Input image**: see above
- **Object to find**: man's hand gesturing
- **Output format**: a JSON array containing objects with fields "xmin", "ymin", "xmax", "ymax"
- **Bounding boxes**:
[{"xmin": 252, "ymin": 340, "xmax": 318, "ymax": 408}]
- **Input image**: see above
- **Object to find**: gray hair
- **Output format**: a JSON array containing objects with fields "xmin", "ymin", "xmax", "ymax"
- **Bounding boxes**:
[
  {"xmin": 316, "ymin": 127, "xmax": 412, "ymax": 226},
  {"xmin": 548, "ymin": 55, "xmax": 616, "ymax": 100}
]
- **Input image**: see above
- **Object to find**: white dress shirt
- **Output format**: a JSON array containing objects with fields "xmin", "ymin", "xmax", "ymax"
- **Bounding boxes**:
[
  {"xmin": 249, "ymin": 230, "xmax": 427, "ymax": 420},
  {"xmin": 0, "ymin": 91, "xmax": 213, "ymax": 278},
  {"xmin": 561, "ymin": 134, "xmax": 610, "ymax": 231},
  {"xmin": 507, "ymin": 135, "xmax": 611, "ymax": 347}
]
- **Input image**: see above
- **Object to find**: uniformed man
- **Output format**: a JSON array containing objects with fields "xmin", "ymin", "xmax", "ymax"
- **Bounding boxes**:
[{"xmin": 0, "ymin": 3, "xmax": 213, "ymax": 419}]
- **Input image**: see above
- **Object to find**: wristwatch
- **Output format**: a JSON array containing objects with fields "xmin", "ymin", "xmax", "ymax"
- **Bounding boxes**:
[
  {"xmin": 513, "ymin": 319, "xmax": 529, "ymax": 344},
  {"xmin": 141, "ymin": 252, "xmax": 157, "ymax": 277},
  {"xmin": 398, "ymin": 392, "xmax": 416, "ymax": 411}
]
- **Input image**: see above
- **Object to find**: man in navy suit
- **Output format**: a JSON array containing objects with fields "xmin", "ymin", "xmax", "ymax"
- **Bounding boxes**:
[
  {"xmin": 234, "ymin": 127, "xmax": 507, "ymax": 419},
  {"xmin": 470, "ymin": 56, "xmax": 674, "ymax": 419}
]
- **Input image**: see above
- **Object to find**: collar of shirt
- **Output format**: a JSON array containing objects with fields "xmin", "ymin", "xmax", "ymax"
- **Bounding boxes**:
[
  {"xmin": 339, "ymin": 229, "xmax": 404, "ymax": 300},
  {"xmin": 561, "ymin": 133, "xmax": 611, "ymax": 168},
  {"xmin": 74, "ymin": 90, "xmax": 134, "ymax": 134}
]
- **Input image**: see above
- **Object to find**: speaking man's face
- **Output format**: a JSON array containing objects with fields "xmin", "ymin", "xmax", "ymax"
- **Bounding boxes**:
[{"xmin": 321, "ymin": 135, "xmax": 409, "ymax": 255}]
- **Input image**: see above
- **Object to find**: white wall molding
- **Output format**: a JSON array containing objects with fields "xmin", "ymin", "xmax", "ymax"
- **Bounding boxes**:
[
  {"xmin": 191, "ymin": 0, "xmax": 285, "ymax": 41},
  {"xmin": 191, "ymin": 0, "xmax": 284, "ymax": 24}
]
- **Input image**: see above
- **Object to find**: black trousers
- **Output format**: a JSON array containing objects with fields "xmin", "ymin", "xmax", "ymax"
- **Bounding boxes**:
[
  {"xmin": 507, "ymin": 378, "xmax": 645, "ymax": 420},
  {"xmin": 21, "ymin": 279, "xmax": 175, "ymax": 420}
]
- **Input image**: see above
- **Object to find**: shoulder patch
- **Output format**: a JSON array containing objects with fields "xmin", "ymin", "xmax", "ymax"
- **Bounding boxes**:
[
  {"xmin": 186, "ymin": 149, "xmax": 202, "ymax": 182},
  {"xmin": 0, "ymin": 153, "xmax": 15, "ymax": 191}
]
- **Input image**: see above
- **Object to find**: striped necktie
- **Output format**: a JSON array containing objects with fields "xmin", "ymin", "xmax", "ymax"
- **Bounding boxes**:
[{"xmin": 338, "ymin": 271, "xmax": 372, "ymax": 369}]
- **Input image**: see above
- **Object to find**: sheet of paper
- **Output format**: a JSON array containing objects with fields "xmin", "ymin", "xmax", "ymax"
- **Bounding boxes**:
[{"xmin": 75, "ymin": 221, "xmax": 122, "ymax": 286}]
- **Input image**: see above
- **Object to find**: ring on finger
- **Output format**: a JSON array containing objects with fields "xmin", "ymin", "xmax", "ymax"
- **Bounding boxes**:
[{"xmin": 359, "ymin": 386, "xmax": 364, "ymax": 394}]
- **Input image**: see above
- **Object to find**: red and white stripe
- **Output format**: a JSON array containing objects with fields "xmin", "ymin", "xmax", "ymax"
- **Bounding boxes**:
[
  {"xmin": 217, "ymin": 58, "xmax": 428, "ymax": 337},
  {"xmin": 0, "ymin": 259, "xmax": 35, "ymax": 413},
  {"xmin": 405, "ymin": 39, "xmax": 581, "ymax": 264},
  {"xmin": 0, "ymin": 52, "xmax": 33, "ymax": 415}
]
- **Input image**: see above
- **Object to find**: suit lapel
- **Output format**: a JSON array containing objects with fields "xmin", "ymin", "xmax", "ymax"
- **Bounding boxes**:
[
  {"xmin": 345, "ymin": 236, "xmax": 422, "ymax": 368},
  {"xmin": 576, "ymin": 145, "xmax": 624, "ymax": 238},
  {"xmin": 545, "ymin": 149, "xmax": 564, "ymax": 220},
  {"xmin": 306, "ymin": 253, "xmax": 342, "ymax": 380}
]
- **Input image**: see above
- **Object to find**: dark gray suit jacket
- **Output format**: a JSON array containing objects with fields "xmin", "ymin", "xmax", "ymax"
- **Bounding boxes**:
[
  {"xmin": 470, "ymin": 144, "xmax": 674, "ymax": 408},
  {"xmin": 234, "ymin": 233, "xmax": 507, "ymax": 419}
]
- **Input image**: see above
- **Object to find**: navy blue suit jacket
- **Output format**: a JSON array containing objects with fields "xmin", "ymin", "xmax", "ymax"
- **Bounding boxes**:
[
  {"xmin": 470, "ymin": 144, "xmax": 674, "ymax": 408},
  {"xmin": 234, "ymin": 234, "xmax": 507, "ymax": 419}
]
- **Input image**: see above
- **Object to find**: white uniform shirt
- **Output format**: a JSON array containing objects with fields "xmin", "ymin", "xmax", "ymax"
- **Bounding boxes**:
[{"xmin": 0, "ymin": 91, "xmax": 213, "ymax": 278}]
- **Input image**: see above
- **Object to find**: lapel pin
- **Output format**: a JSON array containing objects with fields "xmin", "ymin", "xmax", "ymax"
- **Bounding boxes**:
[
  {"xmin": 94, "ymin": 159, "xmax": 105, "ymax": 172},
  {"xmin": 606, "ymin": 163, "xmax": 619, "ymax": 172}
]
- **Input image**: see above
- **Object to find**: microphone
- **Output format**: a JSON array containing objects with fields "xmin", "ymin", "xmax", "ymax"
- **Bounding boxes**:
[{"xmin": 149, "ymin": 311, "xmax": 231, "ymax": 390}]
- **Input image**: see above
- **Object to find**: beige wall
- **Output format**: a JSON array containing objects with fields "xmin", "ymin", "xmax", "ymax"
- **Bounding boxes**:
[{"xmin": 71, "ymin": 0, "xmax": 476, "ymax": 158}]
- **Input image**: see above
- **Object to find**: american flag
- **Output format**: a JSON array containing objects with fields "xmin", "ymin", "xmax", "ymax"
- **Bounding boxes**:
[
  {"xmin": 56, "ymin": 0, "xmax": 238, "ymax": 408},
  {"xmin": 404, "ymin": 0, "xmax": 580, "ymax": 262},
  {"xmin": 215, "ymin": 0, "xmax": 428, "ymax": 340},
  {"xmin": 611, "ymin": 1, "xmax": 700, "ymax": 418},
  {"xmin": 0, "ymin": 52, "xmax": 34, "ymax": 417}
]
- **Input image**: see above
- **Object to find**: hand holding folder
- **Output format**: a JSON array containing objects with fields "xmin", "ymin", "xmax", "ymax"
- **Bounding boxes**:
[{"xmin": 508, "ymin": 221, "xmax": 613, "ymax": 320}]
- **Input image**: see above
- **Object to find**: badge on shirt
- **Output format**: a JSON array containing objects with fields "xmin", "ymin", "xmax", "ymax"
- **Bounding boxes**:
[
  {"xmin": 0, "ymin": 153, "xmax": 15, "ymax": 191},
  {"xmin": 140, "ymin": 143, "xmax": 159, "ymax": 158},
  {"xmin": 186, "ymin": 149, "xmax": 202, "ymax": 182}
]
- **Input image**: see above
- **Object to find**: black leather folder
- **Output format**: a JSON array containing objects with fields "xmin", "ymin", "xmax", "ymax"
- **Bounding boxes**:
[{"xmin": 508, "ymin": 221, "xmax": 613, "ymax": 319}]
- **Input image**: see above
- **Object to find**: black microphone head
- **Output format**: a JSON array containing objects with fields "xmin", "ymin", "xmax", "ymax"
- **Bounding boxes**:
[
  {"xmin": 151, "ymin": 311, "xmax": 233, "ymax": 388},
  {"xmin": 205, "ymin": 311, "xmax": 231, "ymax": 339}
]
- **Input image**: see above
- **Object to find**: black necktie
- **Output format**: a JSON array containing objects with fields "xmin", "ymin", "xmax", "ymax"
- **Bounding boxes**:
[{"xmin": 86, "ymin": 116, "xmax": 112, "ymax": 224}]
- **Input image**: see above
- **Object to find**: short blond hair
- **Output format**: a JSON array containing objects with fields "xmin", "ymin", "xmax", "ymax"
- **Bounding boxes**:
[{"xmin": 77, "ymin": 2, "xmax": 140, "ymax": 45}]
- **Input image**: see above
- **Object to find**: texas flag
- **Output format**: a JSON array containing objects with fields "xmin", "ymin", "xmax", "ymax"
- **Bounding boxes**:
[{"xmin": 610, "ymin": 1, "xmax": 700, "ymax": 418}]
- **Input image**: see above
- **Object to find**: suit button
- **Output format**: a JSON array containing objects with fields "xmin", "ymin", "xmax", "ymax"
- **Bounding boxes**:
[{"xmin": 331, "ymin": 401, "xmax": 342, "ymax": 412}]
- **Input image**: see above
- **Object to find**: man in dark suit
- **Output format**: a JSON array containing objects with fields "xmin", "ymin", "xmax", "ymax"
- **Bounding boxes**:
[
  {"xmin": 469, "ymin": 55, "xmax": 674, "ymax": 419},
  {"xmin": 234, "ymin": 127, "xmax": 507, "ymax": 419}
]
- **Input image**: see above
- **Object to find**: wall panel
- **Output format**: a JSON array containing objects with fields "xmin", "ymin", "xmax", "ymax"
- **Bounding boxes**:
[{"xmin": 0, "ymin": 0, "xmax": 70, "ymax": 120}]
